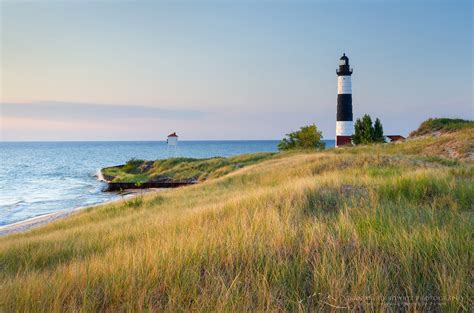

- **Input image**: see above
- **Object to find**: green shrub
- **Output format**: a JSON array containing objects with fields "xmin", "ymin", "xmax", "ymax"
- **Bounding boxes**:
[
  {"xmin": 278, "ymin": 124, "xmax": 325, "ymax": 151},
  {"xmin": 123, "ymin": 158, "xmax": 145, "ymax": 174}
]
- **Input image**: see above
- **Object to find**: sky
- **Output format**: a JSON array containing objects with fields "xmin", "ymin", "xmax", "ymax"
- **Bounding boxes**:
[{"xmin": 0, "ymin": 0, "xmax": 472, "ymax": 141}]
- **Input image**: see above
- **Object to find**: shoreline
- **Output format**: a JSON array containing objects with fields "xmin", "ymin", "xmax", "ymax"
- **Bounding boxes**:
[{"xmin": 0, "ymin": 189, "xmax": 162, "ymax": 237}]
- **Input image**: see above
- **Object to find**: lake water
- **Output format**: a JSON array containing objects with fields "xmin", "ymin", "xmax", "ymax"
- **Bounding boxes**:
[{"xmin": 0, "ymin": 140, "xmax": 334, "ymax": 226}]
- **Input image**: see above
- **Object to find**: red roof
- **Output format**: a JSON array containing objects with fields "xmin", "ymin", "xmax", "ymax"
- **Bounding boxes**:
[
  {"xmin": 167, "ymin": 132, "xmax": 178, "ymax": 137},
  {"xmin": 387, "ymin": 135, "xmax": 405, "ymax": 141}
]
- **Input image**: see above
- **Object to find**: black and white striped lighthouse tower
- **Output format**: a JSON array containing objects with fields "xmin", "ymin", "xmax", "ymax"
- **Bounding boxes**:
[{"xmin": 336, "ymin": 53, "xmax": 353, "ymax": 147}]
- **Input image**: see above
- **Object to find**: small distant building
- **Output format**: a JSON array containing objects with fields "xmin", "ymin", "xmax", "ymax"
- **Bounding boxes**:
[
  {"xmin": 386, "ymin": 135, "xmax": 405, "ymax": 142},
  {"xmin": 167, "ymin": 132, "xmax": 180, "ymax": 157},
  {"xmin": 167, "ymin": 132, "xmax": 178, "ymax": 146}
]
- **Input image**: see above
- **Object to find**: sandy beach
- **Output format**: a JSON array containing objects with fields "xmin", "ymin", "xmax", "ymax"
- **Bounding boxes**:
[{"xmin": 0, "ymin": 189, "xmax": 162, "ymax": 237}]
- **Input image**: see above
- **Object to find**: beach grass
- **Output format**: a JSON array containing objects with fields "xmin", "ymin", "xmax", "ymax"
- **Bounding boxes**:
[
  {"xmin": 409, "ymin": 118, "xmax": 474, "ymax": 137},
  {"xmin": 102, "ymin": 152, "xmax": 276, "ymax": 183},
  {"xmin": 0, "ymin": 125, "xmax": 472, "ymax": 311}
]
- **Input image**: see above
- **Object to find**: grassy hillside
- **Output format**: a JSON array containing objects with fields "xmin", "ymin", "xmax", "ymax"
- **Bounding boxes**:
[
  {"xmin": 102, "ymin": 153, "xmax": 275, "ymax": 183},
  {"xmin": 0, "ymin": 125, "xmax": 472, "ymax": 311},
  {"xmin": 409, "ymin": 118, "xmax": 473, "ymax": 138},
  {"xmin": 344, "ymin": 125, "xmax": 473, "ymax": 160}
]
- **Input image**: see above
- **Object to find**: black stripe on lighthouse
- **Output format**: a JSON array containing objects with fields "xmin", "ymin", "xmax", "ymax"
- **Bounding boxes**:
[
  {"xmin": 337, "ymin": 94, "xmax": 353, "ymax": 121},
  {"xmin": 336, "ymin": 53, "xmax": 353, "ymax": 147}
]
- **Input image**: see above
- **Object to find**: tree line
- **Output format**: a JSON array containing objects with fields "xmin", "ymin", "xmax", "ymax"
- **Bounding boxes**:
[{"xmin": 278, "ymin": 114, "xmax": 385, "ymax": 151}]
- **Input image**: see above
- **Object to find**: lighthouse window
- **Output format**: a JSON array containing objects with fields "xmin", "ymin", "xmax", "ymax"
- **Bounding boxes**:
[{"xmin": 339, "ymin": 60, "xmax": 346, "ymax": 65}]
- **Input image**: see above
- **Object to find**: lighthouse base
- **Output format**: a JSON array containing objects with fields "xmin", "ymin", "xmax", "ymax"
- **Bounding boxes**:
[{"xmin": 336, "ymin": 136, "xmax": 352, "ymax": 147}]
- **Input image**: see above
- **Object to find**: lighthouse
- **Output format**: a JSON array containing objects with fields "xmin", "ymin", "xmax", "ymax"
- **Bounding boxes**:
[
  {"xmin": 166, "ymin": 132, "xmax": 179, "ymax": 157},
  {"xmin": 336, "ymin": 53, "xmax": 353, "ymax": 147}
]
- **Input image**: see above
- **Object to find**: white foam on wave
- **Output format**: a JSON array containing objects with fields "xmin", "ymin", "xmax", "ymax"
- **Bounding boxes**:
[{"xmin": 96, "ymin": 169, "xmax": 106, "ymax": 181}]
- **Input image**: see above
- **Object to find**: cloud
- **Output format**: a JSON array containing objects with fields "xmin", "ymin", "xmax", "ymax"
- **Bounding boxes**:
[{"xmin": 0, "ymin": 101, "xmax": 206, "ymax": 121}]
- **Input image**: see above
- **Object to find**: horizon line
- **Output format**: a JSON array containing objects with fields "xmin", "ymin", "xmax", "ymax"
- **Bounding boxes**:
[{"xmin": 0, "ymin": 139, "xmax": 336, "ymax": 143}]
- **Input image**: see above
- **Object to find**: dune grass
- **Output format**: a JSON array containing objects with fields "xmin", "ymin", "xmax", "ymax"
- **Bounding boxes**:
[
  {"xmin": 0, "ymin": 132, "xmax": 472, "ymax": 311},
  {"xmin": 336, "ymin": 126, "xmax": 473, "ymax": 160},
  {"xmin": 409, "ymin": 118, "xmax": 474, "ymax": 137},
  {"xmin": 102, "ymin": 152, "xmax": 275, "ymax": 183}
]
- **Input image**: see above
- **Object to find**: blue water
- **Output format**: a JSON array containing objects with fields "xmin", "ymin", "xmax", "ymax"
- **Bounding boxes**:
[{"xmin": 0, "ymin": 140, "xmax": 334, "ymax": 226}]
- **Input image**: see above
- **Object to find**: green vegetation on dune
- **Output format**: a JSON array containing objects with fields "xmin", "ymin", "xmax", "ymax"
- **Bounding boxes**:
[
  {"xmin": 103, "ymin": 118, "xmax": 473, "ymax": 184},
  {"xmin": 0, "ymin": 122, "xmax": 473, "ymax": 311},
  {"xmin": 336, "ymin": 124, "xmax": 473, "ymax": 160},
  {"xmin": 409, "ymin": 118, "xmax": 474, "ymax": 137},
  {"xmin": 102, "ymin": 152, "xmax": 275, "ymax": 183}
]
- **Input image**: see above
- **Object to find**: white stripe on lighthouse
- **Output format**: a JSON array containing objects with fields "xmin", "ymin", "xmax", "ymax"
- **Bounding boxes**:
[
  {"xmin": 336, "ymin": 121, "xmax": 353, "ymax": 136},
  {"xmin": 337, "ymin": 76, "xmax": 352, "ymax": 94}
]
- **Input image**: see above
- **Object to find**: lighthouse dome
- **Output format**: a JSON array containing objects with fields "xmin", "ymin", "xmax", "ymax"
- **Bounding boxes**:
[
  {"xmin": 337, "ymin": 53, "xmax": 352, "ymax": 76},
  {"xmin": 339, "ymin": 53, "xmax": 349, "ymax": 65}
]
